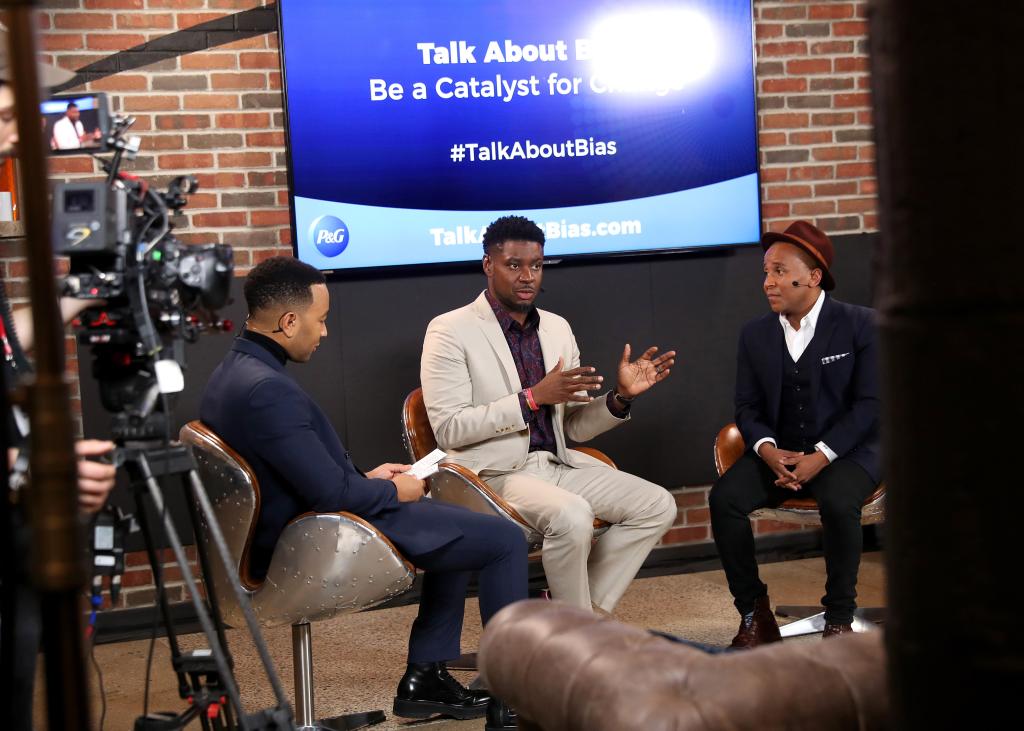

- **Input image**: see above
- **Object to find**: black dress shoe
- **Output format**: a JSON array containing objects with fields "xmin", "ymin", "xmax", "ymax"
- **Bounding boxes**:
[
  {"xmin": 392, "ymin": 662, "xmax": 490, "ymax": 720},
  {"xmin": 485, "ymin": 697, "xmax": 517, "ymax": 731}
]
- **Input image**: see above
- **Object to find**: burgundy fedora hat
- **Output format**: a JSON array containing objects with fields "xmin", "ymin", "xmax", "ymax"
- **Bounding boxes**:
[{"xmin": 761, "ymin": 220, "xmax": 836, "ymax": 291}]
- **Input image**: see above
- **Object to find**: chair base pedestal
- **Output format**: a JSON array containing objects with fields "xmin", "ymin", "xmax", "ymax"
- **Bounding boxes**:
[
  {"xmin": 295, "ymin": 710, "xmax": 386, "ymax": 731},
  {"xmin": 776, "ymin": 606, "xmax": 885, "ymax": 638}
]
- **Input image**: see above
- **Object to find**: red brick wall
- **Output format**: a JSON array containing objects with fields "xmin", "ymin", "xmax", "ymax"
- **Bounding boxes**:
[
  {"xmin": 6, "ymin": 0, "xmax": 868, "ymax": 603},
  {"xmin": 755, "ymin": 1, "xmax": 876, "ymax": 233},
  {"xmin": 39, "ymin": 0, "xmax": 291, "ymax": 272}
]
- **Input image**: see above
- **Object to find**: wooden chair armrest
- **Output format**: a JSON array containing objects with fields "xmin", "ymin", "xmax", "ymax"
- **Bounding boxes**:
[{"xmin": 571, "ymin": 447, "xmax": 617, "ymax": 470}]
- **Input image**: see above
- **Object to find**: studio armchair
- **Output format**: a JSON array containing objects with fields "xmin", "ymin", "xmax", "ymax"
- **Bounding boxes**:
[{"xmin": 180, "ymin": 421, "xmax": 416, "ymax": 730}]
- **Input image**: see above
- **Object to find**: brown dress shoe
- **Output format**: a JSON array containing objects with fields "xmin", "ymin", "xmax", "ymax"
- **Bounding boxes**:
[
  {"xmin": 729, "ymin": 595, "xmax": 782, "ymax": 649},
  {"xmin": 822, "ymin": 622, "xmax": 854, "ymax": 638}
]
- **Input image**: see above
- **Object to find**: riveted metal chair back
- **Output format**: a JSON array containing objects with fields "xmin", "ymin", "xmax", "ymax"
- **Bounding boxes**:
[
  {"xmin": 180, "ymin": 421, "xmax": 416, "ymax": 628},
  {"xmin": 180, "ymin": 420, "xmax": 261, "ymax": 595},
  {"xmin": 713, "ymin": 422, "xmax": 886, "ymax": 526}
]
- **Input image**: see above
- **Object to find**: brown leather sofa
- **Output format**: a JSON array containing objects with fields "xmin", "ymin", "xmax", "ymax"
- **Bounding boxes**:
[{"xmin": 479, "ymin": 600, "xmax": 889, "ymax": 731}]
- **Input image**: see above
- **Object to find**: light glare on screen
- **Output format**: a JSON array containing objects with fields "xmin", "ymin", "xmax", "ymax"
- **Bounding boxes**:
[{"xmin": 588, "ymin": 9, "xmax": 717, "ymax": 95}]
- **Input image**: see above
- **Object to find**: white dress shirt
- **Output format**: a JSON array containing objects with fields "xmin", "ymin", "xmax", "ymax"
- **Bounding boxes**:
[
  {"xmin": 51, "ymin": 116, "xmax": 84, "ymax": 150},
  {"xmin": 754, "ymin": 290, "xmax": 838, "ymax": 462}
]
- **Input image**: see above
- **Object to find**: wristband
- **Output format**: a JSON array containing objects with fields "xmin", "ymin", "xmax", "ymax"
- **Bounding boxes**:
[
  {"xmin": 612, "ymin": 390, "xmax": 635, "ymax": 405},
  {"xmin": 524, "ymin": 387, "xmax": 540, "ymax": 411}
]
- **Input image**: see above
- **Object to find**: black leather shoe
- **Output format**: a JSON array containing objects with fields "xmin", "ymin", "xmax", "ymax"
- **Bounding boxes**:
[
  {"xmin": 485, "ymin": 697, "xmax": 517, "ymax": 730},
  {"xmin": 392, "ymin": 662, "xmax": 490, "ymax": 720}
]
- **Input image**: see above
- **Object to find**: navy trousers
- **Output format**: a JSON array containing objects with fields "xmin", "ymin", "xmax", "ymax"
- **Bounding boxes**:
[{"xmin": 402, "ymin": 501, "xmax": 527, "ymax": 663}]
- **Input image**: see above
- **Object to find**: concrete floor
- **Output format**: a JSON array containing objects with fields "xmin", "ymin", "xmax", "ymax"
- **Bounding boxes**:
[{"xmin": 37, "ymin": 552, "xmax": 887, "ymax": 730}]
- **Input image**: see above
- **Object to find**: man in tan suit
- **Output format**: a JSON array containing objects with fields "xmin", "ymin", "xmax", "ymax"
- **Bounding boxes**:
[{"xmin": 421, "ymin": 215, "xmax": 678, "ymax": 613}]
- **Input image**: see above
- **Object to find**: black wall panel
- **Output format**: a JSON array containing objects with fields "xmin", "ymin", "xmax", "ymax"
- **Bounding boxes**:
[{"xmin": 82, "ymin": 232, "xmax": 877, "ymax": 534}]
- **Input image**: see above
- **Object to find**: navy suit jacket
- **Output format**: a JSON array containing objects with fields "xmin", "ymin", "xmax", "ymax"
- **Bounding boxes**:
[
  {"xmin": 734, "ymin": 296, "xmax": 882, "ymax": 484},
  {"xmin": 200, "ymin": 337, "xmax": 462, "ymax": 579}
]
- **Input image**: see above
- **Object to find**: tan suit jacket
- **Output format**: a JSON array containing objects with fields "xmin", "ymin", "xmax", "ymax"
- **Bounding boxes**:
[{"xmin": 421, "ymin": 291, "xmax": 627, "ymax": 474}]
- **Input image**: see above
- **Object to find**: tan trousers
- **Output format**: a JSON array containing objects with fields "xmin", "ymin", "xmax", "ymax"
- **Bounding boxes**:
[{"xmin": 484, "ymin": 451, "xmax": 676, "ymax": 612}]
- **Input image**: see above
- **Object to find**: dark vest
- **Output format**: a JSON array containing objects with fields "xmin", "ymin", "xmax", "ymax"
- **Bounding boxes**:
[{"xmin": 776, "ymin": 340, "xmax": 818, "ymax": 453}]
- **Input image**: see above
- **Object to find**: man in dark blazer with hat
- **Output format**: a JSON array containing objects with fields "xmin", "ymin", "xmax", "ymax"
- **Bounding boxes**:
[
  {"xmin": 201, "ymin": 256, "xmax": 523, "ymax": 728},
  {"xmin": 710, "ymin": 220, "xmax": 881, "ymax": 647}
]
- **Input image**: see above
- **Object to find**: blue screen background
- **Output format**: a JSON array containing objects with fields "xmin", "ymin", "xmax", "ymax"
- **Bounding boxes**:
[{"xmin": 280, "ymin": 0, "xmax": 761, "ymax": 270}]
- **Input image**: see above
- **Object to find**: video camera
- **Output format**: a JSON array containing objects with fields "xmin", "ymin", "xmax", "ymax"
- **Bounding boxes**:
[{"xmin": 45, "ymin": 92, "xmax": 234, "ymax": 441}]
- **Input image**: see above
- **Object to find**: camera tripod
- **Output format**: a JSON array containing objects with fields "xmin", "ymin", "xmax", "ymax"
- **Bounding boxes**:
[{"xmin": 121, "ymin": 439, "xmax": 294, "ymax": 731}]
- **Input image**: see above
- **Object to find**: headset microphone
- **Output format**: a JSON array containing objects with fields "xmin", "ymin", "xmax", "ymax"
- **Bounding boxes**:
[{"xmin": 792, "ymin": 280, "xmax": 814, "ymax": 288}]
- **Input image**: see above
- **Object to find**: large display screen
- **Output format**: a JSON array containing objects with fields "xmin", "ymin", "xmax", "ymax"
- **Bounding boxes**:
[{"xmin": 279, "ymin": 0, "xmax": 760, "ymax": 272}]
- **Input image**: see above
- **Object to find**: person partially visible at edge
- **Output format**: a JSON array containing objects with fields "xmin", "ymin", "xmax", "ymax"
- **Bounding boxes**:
[{"xmin": 1, "ymin": 29, "xmax": 117, "ymax": 731}]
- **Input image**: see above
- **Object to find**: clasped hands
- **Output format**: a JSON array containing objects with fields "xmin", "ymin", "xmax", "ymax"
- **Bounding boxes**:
[
  {"xmin": 757, "ymin": 443, "xmax": 829, "ymax": 491},
  {"xmin": 529, "ymin": 344, "xmax": 677, "ymax": 406}
]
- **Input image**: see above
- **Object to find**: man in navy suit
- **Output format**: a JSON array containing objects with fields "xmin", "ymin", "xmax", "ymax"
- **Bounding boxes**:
[
  {"xmin": 200, "ymin": 257, "xmax": 524, "ymax": 728},
  {"xmin": 710, "ymin": 221, "xmax": 881, "ymax": 647}
]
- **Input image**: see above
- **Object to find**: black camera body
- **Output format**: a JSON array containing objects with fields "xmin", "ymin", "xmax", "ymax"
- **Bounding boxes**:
[
  {"xmin": 50, "ymin": 102, "xmax": 234, "ymax": 441},
  {"xmin": 53, "ymin": 177, "xmax": 232, "ymax": 310}
]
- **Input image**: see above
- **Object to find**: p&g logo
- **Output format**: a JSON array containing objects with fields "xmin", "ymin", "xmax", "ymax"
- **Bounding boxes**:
[{"xmin": 309, "ymin": 215, "xmax": 349, "ymax": 257}]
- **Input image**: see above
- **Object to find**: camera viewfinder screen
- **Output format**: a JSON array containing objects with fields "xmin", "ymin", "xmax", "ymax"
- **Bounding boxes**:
[{"xmin": 41, "ymin": 94, "xmax": 105, "ymax": 152}]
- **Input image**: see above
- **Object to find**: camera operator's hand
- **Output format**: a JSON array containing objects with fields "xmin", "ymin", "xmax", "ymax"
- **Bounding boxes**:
[
  {"xmin": 76, "ymin": 439, "xmax": 117, "ymax": 514},
  {"xmin": 392, "ymin": 473, "xmax": 426, "ymax": 502},
  {"xmin": 12, "ymin": 297, "xmax": 106, "ymax": 353},
  {"xmin": 366, "ymin": 463, "xmax": 411, "ymax": 480}
]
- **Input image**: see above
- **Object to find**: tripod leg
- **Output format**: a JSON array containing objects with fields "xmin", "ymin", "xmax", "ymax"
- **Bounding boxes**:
[
  {"xmin": 183, "ymin": 473, "xmax": 235, "ymax": 671},
  {"xmin": 131, "ymin": 483, "xmax": 190, "ymax": 697},
  {"xmin": 186, "ymin": 469, "xmax": 293, "ymax": 715},
  {"xmin": 133, "ymin": 453, "xmax": 248, "ymax": 727}
]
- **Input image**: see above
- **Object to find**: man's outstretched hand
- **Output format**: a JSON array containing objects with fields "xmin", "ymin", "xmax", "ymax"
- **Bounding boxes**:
[
  {"xmin": 530, "ymin": 356, "xmax": 604, "ymax": 405},
  {"xmin": 615, "ymin": 344, "xmax": 677, "ymax": 399}
]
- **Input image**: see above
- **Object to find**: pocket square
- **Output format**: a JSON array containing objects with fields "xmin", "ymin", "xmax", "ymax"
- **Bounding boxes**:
[{"xmin": 821, "ymin": 352, "xmax": 850, "ymax": 365}]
